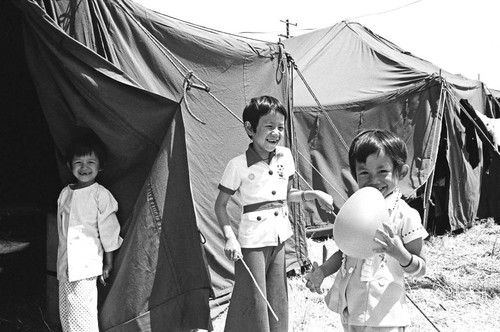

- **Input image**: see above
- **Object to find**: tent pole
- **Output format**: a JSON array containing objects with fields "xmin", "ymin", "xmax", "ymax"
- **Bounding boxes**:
[{"xmin": 423, "ymin": 169, "xmax": 435, "ymax": 230}]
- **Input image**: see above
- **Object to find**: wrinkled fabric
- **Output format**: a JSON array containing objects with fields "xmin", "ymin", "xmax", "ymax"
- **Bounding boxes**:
[
  {"xmin": 10, "ymin": 0, "xmax": 289, "ymax": 329},
  {"xmin": 283, "ymin": 21, "xmax": 490, "ymax": 232}
]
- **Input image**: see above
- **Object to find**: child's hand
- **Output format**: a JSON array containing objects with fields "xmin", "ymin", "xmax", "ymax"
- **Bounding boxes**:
[
  {"xmin": 304, "ymin": 262, "xmax": 325, "ymax": 294},
  {"xmin": 224, "ymin": 237, "xmax": 242, "ymax": 261},
  {"xmin": 373, "ymin": 222, "xmax": 407, "ymax": 260},
  {"xmin": 100, "ymin": 264, "xmax": 112, "ymax": 286},
  {"xmin": 314, "ymin": 191, "xmax": 335, "ymax": 214}
]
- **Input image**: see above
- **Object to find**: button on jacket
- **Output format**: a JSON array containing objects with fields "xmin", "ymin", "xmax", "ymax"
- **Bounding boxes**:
[
  {"xmin": 218, "ymin": 145, "xmax": 295, "ymax": 248},
  {"xmin": 325, "ymin": 195, "xmax": 428, "ymax": 327}
]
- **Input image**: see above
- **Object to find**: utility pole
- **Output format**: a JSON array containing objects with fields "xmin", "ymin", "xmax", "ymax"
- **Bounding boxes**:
[{"xmin": 279, "ymin": 19, "xmax": 297, "ymax": 39}]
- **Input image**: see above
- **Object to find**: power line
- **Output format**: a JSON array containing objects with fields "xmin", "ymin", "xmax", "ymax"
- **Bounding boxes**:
[{"xmin": 348, "ymin": 0, "xmax": 423, "ymax": 20}]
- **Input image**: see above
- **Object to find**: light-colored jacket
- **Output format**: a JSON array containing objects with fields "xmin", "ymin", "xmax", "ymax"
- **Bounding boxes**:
[
  {"xmin": 325, "ymin": 193, "xmax": 428, "ymax": 327},
  {"xmin": 57, "ymin": 183, "xmax": 123, "ymax": 282}
]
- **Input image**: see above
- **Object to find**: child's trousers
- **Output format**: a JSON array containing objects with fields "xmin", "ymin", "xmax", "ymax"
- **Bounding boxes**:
[
  {"xmin": 224, "ymin": 243, "xmax": 288, "ymax": 332},
  {"xmin": 59, "ymin": 276, "xmax": 99, "ymax": 332}
]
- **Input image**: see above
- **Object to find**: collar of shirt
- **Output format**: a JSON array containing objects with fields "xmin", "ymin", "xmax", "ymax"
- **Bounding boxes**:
[
  {"xmin": 245, "ymin": 143, "xmax": 276, "ymax": 167},
  {"xmin": 385, "ymin": 189, "xmax": 402, "ymax": 214}
]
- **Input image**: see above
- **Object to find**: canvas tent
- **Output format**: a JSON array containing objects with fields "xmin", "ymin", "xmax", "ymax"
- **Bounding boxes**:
[
  {"xmin": 282, "ymin": 21, "xmax": 499, "ymax": 234},
  {"xmin": 0, "ymin": 0, "xmax": 305, "ymax": 330},
  {"xmin": 2, "ymin": 1, "xmax": 499, "ymax": 330}
]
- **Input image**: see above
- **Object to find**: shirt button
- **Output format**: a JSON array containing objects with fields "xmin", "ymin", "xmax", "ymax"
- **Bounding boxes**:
[
  {"xmin": 257, "ymin": 216, "xmax": 262, "ymax": 221},
  {"xmin": 269, "ymin": 170, "xmax": 273, "ymax": 175},
  {"xmin": 272, "ymin": 190, "xmax": 276, "ymax": 195},
  {"xmin": 274, "ymin": 211, "xmax": 279, "ymax": 216}
]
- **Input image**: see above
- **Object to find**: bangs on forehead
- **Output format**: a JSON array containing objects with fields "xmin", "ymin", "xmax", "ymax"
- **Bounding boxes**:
[
  {"xmin": 355, "ymin": 139, "xmax": 384, "ymax": 164},
  {"xmin": 72, "ymin": 146, "xmax": 96, "ymax": 159},
  {"xmin": 265, "ymin": 109, "xmax": 285, "ymax": 120}
]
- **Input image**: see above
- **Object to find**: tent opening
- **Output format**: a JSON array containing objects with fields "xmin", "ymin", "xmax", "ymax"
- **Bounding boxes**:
[
  {"xmin": 0, "ymin": 1, "xmax": 61, "ymax": 329},
  {"xmin": 408, "ymin": 122, "xmax": 451, "ymax": 236}
]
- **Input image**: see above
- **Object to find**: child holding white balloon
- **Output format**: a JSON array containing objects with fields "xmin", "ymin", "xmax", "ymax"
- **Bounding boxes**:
[
  {"xmin": 215, "ymin": 95, "xmax": 334, "ymax": 332},
  {"xmin": 305, "ymin": 129, "xmax": 428, "ymax": 331}
]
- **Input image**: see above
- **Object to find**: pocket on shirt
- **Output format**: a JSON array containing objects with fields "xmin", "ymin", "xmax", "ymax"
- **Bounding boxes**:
[
  {"xmin": 245, "ymin": 210, "xmax": 270, "ymax": 223},
  {"xmin": 240, "ymin": 210, "xmax": 273, "ymax": 238}
]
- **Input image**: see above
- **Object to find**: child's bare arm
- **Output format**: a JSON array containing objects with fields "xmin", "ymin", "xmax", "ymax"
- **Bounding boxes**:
[
  {"xmin": 400, "ymin": 237, "xmax": 426, "ymax": 277},
  {"xmin": 287, "ymin": 180, "xmax": 334, "ymax": 213},
  {"xmin": 103, "ymin": 251, "xmax": 113, "ymax": 275},
  {"xmin": 214, "ymin": 191, "xmax": 241, "ymax": 261},
  {"xmin": 374, "ymin": 223, "xmax": 426, "ymax": 276},
  {"xmin": 305, "ymin": 250, "xmax": 343, "ymax": 293},
  {"xmin": 100, "ymin": 251, "xmax": 114, "ymax": 286}
]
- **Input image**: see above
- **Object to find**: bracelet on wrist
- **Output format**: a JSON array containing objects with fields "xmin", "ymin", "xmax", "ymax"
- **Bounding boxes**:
[
  {"xmin": 400, "ymin": 254, "xmax": 413, "ymax": 268},
  {"xmin": 301, "ymin": 190, "xmax": 307, "ymax": 202}
]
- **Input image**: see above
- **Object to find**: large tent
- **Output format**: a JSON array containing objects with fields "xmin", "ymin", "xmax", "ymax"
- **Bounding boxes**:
[
  {"xmin": 1, "ymin": 0, "xmax": 301, "ymax": 330},
  {"xmin": 283, "ymin": 21, "xmax": 499, "ymax": 234},
  {"xmin": 2, "ymin": 1, "xmax": 499, "ymax": 331}
]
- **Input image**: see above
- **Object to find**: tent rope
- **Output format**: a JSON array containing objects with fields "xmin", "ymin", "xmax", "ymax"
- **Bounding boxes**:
[
  {"xmin": 117, "ymin": 0, "xmax": 272, "ymax": 127},
  {"xmin": 116, "ymin": 1, "xmax": 218, "ymax": 123},
  {"xmin": 116, "ymin": 1, "xmax": 191, "ymax": 76},
  {"xmin": 120, "ymin": 4, "xmax": 346, "ymax": 208},
  {"xmin": 285, "ymin": 53, "xmax": 350, "ymax": 205},
  {"xmin": 182, "ymin": 72, "xmax": 207, "ymax": 124},
  {"xmin": 206, "ymin": 91, "xmax": 245, "ymax": 124},
  {"xmin": 296, "ymin": 150, "xmax": 348, "ymax": 204},
  {"xmin": 288, "ymin": 56, "xmax": 350, "ymax": 152}
]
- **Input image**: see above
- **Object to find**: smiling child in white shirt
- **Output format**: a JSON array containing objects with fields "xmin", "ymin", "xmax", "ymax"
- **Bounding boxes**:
[
  {"xmin": 215, "ymin": 96, "xmax": 334, "ymax": 332},
  {"xmin": 57, "ymin": 133, "xmax": 122, "ymax": 332}
]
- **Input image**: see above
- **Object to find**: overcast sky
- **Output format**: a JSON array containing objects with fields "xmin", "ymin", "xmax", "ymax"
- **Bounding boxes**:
[{"xmin": 133, "ymin": 0, "xmax": 500, "ymax": 90}]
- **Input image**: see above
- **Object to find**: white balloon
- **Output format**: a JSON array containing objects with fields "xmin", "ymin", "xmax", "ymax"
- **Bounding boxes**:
[{"xmin": 333, "ymin": 187, "xmax": 389, "ymax": 259}]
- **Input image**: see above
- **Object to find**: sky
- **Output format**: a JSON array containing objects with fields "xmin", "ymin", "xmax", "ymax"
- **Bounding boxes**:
[{"xmin": 133, "ymin": 0, "xmax": 500, "ymax": 90}]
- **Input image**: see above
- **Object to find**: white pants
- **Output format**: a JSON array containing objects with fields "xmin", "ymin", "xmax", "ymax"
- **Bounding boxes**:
[{"xmin": 59, "ymin": 277, "xmax": 99, "ymax": 332}]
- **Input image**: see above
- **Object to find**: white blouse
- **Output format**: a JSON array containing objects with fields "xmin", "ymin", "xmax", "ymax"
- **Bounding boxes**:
[
  {"xmin": 218, "ymin": 145, "xmax": 295, "ymax": 248},
  {"xmin": 57, "ymin": 183, "xmax": 123, "ymax": 282}
]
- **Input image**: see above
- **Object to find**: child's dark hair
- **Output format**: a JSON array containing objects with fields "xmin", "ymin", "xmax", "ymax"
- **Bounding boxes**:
[
  {"xmin": 242, "ymin": 96, "xmax": 287, "ymax": 135},
  {"xmin": 66, "ymin": 133, "xmax": 107, "ymax": 166},
  {"xmin": 348, "ymin": 129, "xmax": 407, "ymax": 180}
]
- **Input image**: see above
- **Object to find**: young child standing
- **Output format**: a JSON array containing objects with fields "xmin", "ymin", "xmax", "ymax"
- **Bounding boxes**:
[
  {"xmin": 56, "ymin": 134, "xmax": 123, "ymax": 332},
  {"xmin": 215, "ymin": 95, "xmax": 334, "ymax": 332},
  {"xmin": 305, "ymin": 129, "xmax": 428, "ymax": 332}
]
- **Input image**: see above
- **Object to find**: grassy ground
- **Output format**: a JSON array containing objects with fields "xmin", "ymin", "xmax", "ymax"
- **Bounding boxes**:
[
  {"xmin": 2, "ymin": 219, "xmax": 498, "ymax": 331},
  {"xmin": 212, "ymin": 218, "xmax": 500, "ymax": 332}
]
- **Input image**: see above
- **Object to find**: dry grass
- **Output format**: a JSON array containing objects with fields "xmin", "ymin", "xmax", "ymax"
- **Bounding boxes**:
[
  {"xmin": 212, "ymin": 218, "xmax": 500, "ymax": 332},
  {"xmin": 3, "ymin": 219, "xmax": 498, "ymax": 331}
]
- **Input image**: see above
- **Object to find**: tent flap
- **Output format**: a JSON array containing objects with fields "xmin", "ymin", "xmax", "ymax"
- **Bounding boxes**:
[{"xmin": 12, "ymin": 0, "xmax": 292, "ymax": 326}]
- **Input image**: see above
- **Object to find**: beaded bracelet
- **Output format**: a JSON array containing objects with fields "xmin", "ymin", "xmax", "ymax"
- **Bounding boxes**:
[{"xmin": 400, "ymin": 254, "xmax": 413, "ymax": 268}]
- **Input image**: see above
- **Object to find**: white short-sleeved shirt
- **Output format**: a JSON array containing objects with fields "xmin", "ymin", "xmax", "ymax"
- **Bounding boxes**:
[
  {"xmin": 57, "ymin": 183, "xmax": 123, "ymax": 282},
  {"xmin": 326, "ymin": 190, "xmax": 428, "ymax": 327},
  {"xmin": 218, "ymin": 145, "xmax": 295, "ymax": 248}
]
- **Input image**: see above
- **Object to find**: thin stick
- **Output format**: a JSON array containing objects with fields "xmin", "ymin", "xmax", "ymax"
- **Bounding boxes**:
[
  {"xmin": 239, "ymin": 257, "xmax": 280, "ymax": 322},
  {"xmin": 406, "ymin": 294, "xmax": 441, "ymax": 331}
]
